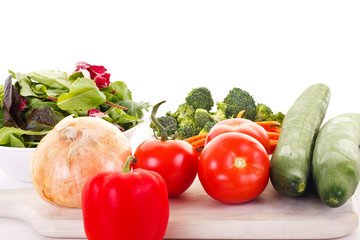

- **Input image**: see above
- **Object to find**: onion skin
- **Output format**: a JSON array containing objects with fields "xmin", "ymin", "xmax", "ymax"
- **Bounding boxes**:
[{"xmin": 31, "ymin": 116, "xmax": 132, "ymax": 208}]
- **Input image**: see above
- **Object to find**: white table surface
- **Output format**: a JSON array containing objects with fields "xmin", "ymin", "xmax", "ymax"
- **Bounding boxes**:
[{"xmin": 0, "ymin": 169, "xmax": 360, "ymax": 240}]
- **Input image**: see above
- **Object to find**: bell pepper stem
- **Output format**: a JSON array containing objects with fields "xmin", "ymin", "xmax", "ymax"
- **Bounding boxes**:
[
  {"xmin": 151, "ymin": 101, "xmax": 168, "ymax": 141},
  {"xmin": 123, "ymin": 156, "xmax": 137, "ymax": 173}
]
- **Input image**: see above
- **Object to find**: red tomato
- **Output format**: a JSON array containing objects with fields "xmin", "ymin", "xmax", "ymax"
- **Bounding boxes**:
[
  {"xmin": 205, "ymin": 118, "xmax": 270, "ymax": 154},
  {"xmin": 133, "ymin": 138, "xmax": 198, "ymax": 197},
  {"xmin": 81, "ymin": 162, "xmax": 169, "ymax": 240},
  {"xmin": 199, "ymin": 132, "xmax": 270, "ymax": 204}
]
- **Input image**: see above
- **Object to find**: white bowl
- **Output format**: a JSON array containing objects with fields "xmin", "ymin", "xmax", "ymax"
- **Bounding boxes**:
[
  {"xmin": 0, "ymin": 146, "xmax": 35, "ymax": 183},
  {"xmin": 0, "ymin": 122, "xmax": 153, "ymax": 184}
]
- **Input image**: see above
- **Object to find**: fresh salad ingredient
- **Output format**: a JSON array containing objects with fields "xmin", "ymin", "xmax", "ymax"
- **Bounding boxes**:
[
  {"xmin": 0, "ymin": 62, "xmax": 149, "ymax": 148},
  {"xmin": 2, "ymin": 75, "xmax": 26, "ymax": 129},
  {"xmin": 82, "ymin": 156, "xmax": 169, "ymax": 240},
  {"xmin": 198, "ymin": 132, "xmax": 270, "ymax": 204},
  {"xmin": 199, "ymin": 121, "xmax": 216, "ymax": 135},
  {"xmin": 185, "ymin": 87, "xmax": 214, "ymax": 111},
  {"xmin": 31, "ymin": 116, "xmax": 132, "ymax": 208},
  {"xmin": 195, "ymin": 108, "xmax": 214, "ymax": 129},
  {"xmin": 255, "ymin": 103, "xmax": 285, "ymax": 124},
  {"xmin": 312, "ymin": 113, "xmax": 360, "ymax": 208},
  {"xmin": 184, "ymin": 133, "xmax": 208, "ymax": 149},
  {"xmin": 255, "ymin": 121, "xmax": 281, "ymax": 132},
  {"xmin": 133, "ymin": 101, "xmax": 198, "ymax": 197},
  {"xmin": 75, "ymin": 62, "xmax": 110, "ymax": 89},
  {"xmin": 150, "ymin": 114, "xmax": 178, "ymax": 139},
  {"xmin": 0, "ymin": 127, "xmax": 48, "ymax": 147},
  {"xmin": 217, "ymin": 87, "xmax": 257, "ymax": 120},
  {"xmin": 270, "ymin": 83, "xmax": 331, "ymax": 197},
  {"xmin": 204, "ymin": 118, "xmax": 270, "ymax": 154},
  {"xmin": 0, "ymin": 84, "xmax": 4, "ymax": 127},
  {"xmin": 255, "ymin": 121, "xmax": 282, "ymax": 154},
  {"xmin": 153, "ymin": 86, "xmax": 284, "ymax": 142}
]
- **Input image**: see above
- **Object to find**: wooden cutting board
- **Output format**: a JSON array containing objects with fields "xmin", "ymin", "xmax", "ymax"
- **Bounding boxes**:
[{"xmin": 0, "ymin": 177, "xmax": 358, "ymax": 239}]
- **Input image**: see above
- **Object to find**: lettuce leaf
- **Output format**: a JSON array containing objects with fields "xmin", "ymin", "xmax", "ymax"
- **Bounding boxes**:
[
  {"xmin": 27, "ymin": 69, "xmax": 71, "ymax": 89},
  {"xmin": 57, "ymin": 78, "xmax": 106, "ymax": 111},
  {"xmin": 0, "ymin": 127, "xmax": 48, "ymax": 147}
]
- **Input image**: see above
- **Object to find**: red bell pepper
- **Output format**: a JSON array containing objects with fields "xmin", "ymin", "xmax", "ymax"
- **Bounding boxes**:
[{"xmin": 81, "ymin": 156, "xmax": 169, "ymax": 240}]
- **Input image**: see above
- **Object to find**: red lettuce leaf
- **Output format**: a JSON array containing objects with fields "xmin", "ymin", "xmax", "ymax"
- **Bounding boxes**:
[{"xmin": 3, "ymin": 75, "xmax": 25, "ymax": 129}]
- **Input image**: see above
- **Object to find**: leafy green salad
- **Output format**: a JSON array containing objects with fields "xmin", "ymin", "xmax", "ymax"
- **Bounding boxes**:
[{"xmin": 0, "ymin": 62, "xmax": 149, "ymax": 148}]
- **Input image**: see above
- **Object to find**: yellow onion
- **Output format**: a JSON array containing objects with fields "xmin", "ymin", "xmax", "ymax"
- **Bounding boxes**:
[{"xmin": 31, "ymin": 116, "xmax": 132, "ymax": 208}]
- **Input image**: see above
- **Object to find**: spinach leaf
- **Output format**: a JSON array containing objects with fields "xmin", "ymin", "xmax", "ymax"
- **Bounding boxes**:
[
  {"xmin": 3, "ymin": 75, "xmax": 25, "ymax": 129},
  {"xmin": 107, "ymin": 107, "xmax": 144, "ymax": 129},
  {"xmin": 57, "ymin": 77, "xmax": 106, "ymax": 111},
  {"xmin": 102, "ymin": 81, "xmax": 132, "ymax": 101},
  {"xmin": 26, "ymin": 97, "xmax": 59, "ymax": 112},
  {"xmin": 118, "ymin": 100, "xmax": 150, "ymax": 119},
  {"xmin": 0, "ymin": 110, "xmax": 3, "ymax": 128},
  {"xmin": 9, "ymin": 70, "xmax": 38, "ymax": 97},
  {"xmin": 0, "ymin": 85, "xmax": 4, "ymax": 102},
  {"xmin": 68, "ymin": 71, "xmax": 84, "ymax": 81},
  {"xmin": 27, "ymin": 70, "xmax": 71, "ymax": 89},
  {"xmin": 9, "ymin": 134, "xmax": 26, "ymax": 147},
  {"xmin": 0, "ymin": 127, "xmax": 48, "ymax": 147}
]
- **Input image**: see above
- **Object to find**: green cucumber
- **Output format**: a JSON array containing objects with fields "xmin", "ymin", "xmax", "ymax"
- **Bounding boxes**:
[
  {"xmin": 270, "ymin": 83, "xmax": 331, "ymax": 197},
  {"xmin": 312, "ymin": 113, "xmax": 360, "ymax": 207}
]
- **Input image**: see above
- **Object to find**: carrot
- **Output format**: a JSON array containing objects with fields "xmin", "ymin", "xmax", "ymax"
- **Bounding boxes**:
[
  {"xmin": 267, "ymin": 131, "xmax": 280, "ymax": 140},
  {"xmin": 255, "ymin": 121, "xmax": 281, "ymax": 127},
  {"xmin": 236, "ymin": 110, "xmax": 245, "ymax": 118},
  {"xmin": 184, "ymin": 134, "xmax": 208, "ymax": 144},
  {"xmin": 274, "ymin": 127, "xmax": 282, "ymax": 134},
  {"xmin": 191, "ymin": 138, "xmax": 206, "ymax": 149},
  {"xmin": 184, "ymin": 134, "xmax": 208, "ymax": 149},
  {"xmin": 255, "ymin": 121, "xmax": 281, "ymax": 132},
  {"xmin": 269, "ymin": 139, "xmax": 278, "ymax": 154}
]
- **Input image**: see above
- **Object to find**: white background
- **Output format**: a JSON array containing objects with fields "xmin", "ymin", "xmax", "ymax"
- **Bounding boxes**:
[
  {"xmin": 1, "ymin": 1, "xmax": 360, "ymax": 239},
  {"xmin": 1, "ymin": 0, "xmax": 359, "ymax": 121}
]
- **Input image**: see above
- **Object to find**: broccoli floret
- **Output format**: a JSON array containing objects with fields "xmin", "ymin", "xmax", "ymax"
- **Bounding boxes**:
[
  {"xmin": 185, "ymin": 87, "xmax": 214, "ymax": 112},
  {"xmin": 178, "ymin": 117, "xmax": 196, "ymax": 128},
  {"xmin": 171, "ymin": 103, "xmax": 195, "ymax": 123},
  {"xmin": 199, "ymin": 121, "xmax": 216, "ymax": 135},
  {"xmin": 177, "ymin": 125, "xmax": 200, "ymax": 140},
  {"xmin": 219, "ymin": 88, "xmax": 257, "ymax": 120},
  {"xmin": 210, "ymin": 108, "xmax": 226, "ymax": 122},
  {"xmin": 255, "ymin": 103, "xmax": 273, "ymax": 122},
  {"xmin": 268, "ymin": 112, "xmax": 285, "ymax": 125},
  {"xmin": 150, "ymin": 115, "xmax": 178, "ymax": 138},
  {"xmin": 195, "ymin": 108, "xmax": 213, "ymax": 129},
  {"xmin": 254, "ymin": 103, "xmax": 285, "ymax": 125}
]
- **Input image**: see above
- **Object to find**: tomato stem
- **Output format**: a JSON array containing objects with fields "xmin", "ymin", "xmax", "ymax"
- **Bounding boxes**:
[
  {"xmin": 123, "ymin": 156, "xmax": 137, "ymax": 173},
  {"xmin": 234, "ymin": 157, "xmax": 246, "ymax": 169},
  {"xmin": 151, "ymin": 101, "xmax": 168, "ymax": 141}
]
